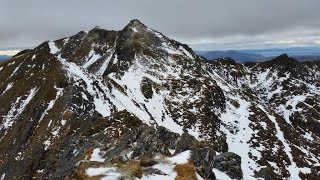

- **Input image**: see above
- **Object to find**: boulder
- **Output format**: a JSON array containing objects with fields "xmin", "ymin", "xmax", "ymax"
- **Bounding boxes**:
[{"xmin": 213, "ymin": 152, "xmax": 242, "ymax": 179}]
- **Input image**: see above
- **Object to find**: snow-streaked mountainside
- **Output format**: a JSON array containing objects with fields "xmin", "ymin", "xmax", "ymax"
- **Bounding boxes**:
[{"xmin": 0, "ymin": 20, "xmax": 319, "ymax": 180}]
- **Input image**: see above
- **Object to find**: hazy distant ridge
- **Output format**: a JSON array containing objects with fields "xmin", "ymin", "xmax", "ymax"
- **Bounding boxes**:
[{"xmin": 196, "ymin": 47, "xmax": 320, "ymax": 62}]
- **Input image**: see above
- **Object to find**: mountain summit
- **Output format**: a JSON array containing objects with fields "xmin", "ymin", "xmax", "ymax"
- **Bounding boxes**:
[
  {"xmin": 124, "ymin": 19, "xmax": 147, "ymax": 30},
  {"xmin": 0, "ymin": 20, "xmax": 319, "ymax": 179}
]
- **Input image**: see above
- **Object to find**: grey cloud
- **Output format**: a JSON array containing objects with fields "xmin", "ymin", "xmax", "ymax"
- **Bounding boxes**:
[{"xmin": 1, "ymin": 0, "xmax": 320, "ymax": 50}]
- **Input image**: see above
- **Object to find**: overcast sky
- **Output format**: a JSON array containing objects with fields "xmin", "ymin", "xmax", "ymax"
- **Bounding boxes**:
[{"xmin": 1, "ymin": 0, "xmax": 320, "ymax": 53}]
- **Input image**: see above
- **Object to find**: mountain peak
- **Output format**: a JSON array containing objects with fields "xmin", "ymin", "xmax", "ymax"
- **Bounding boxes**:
[
  {"xmin": 258, "ymin": 53, "xmax": 305, "ymax": 78},
  {"xmin": 128, "ymin": 19, "xmax": 144, "ymax": 25},
  {"xmin": 93, "ymin": 25, "xmax": 101, "ymax": 29},
  {"xmin": 260, "ymin": 53, "xmax": 299, "ymax": 68},
  {"xmin": 278, "ymin": 53, "xmax": 289, "ymax": 58},
  {"xmin": 123, "ymin": 19, "xmax": 147, "ymax": 33},
  {"xmin": 273, "ymin": 53, "xmax": 299, "ymax": 65}
]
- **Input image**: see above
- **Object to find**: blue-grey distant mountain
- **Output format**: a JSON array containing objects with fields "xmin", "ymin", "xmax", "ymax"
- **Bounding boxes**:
[
  {"xmin": 291, "ymin": 55, "xmax": 320, "ymax": 62},
  {"xmin": 196, "ymin": 47, "xmax": 320, "ymax": 62},
  {"xmin": 240, "ymin": 47, "xmax": 320, "ymax": 57},
  {"xmin": 196, "ymin": 50, "xmax": 266, "ymax": 62},
  {"xmin": 0, "ymin": 55, "xmax": 10, "ymax": 61}
]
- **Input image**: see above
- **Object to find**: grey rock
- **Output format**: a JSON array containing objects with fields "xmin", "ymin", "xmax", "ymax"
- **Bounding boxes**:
[
  {"xmin": 104, "ymin": 125, "xmax": 179, "ymax": 162},
  {"xmin": 144, "ymin": 167, "xmax": 168, "ymax": 176},
  {"xmin": 213, "ymin": 152, "xmax": 242, "ymax": 179},
  {"xmin": 175, "ymin": 132, "xmax": 199, "ymax": 153},
  {"xmin": 191, "ymin": 146, "xmax": 216, "ymax": 180}
]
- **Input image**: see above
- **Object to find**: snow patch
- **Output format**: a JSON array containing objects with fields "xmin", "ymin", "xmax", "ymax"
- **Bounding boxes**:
[
  {"xmin": 0, "ymin": 174, "xmax": 5, "ymax": 180},
  {"xmin": 1, "ymin": 87, "xmax": 38, "ymax": 130},
  {"xmin": 97, "ymin": 49, "xmax": 114, "ymax": 76},
  {"xmin": 2, "ymin": 82, "xmax": 13, "ymax": 95},
  {"xmin": 82, "ymin": 49, "xmax": 101, "ymax": 69},
  {"xmin": 48, "ymin": 41, "xmax": 59, "ymax": 54},
  {"xmin": 142, "ymin": 150, "xmax": 203, "ymax": 180},
  {"xmin": 131, "ymin": 27, "xmax": 138, "ymax": 33},
  {"xmin": 86, "ymin": 167, "xmax": 121, "ymax": 179},
  {"xmin": 213, "ymin": 168, "xmax": 233, "ymax": 180},
  {"xmin": 161, "ymin": 42, "xmax": 183, "ymax": 55},
  {"xmin": 38, "ymin": 86, "xmax": 64, "ymax": 125},
  {"xmin": 51, "ymin": 128, "xmax": 59, "ymax": 136},
  {"xmin": 302, "ymin": 132, "xmax": 314, "ymax": 141},
  {"xmin": 0, "ymin": 173, "xmax": 6, "ymax": 180},
  {"xmin": 8, "ymin": 59, "xmax": 24, "ymax": 79},
  {"xmin": 166, "ymin": 150, "xmax": 191, "ymax": 164},
  {"xmin": 81, "ymin": 92, "xmax": 88, "ymax": 101},
  {"xmin": 276, "ymin": 95, "xmax": 306, "ymax": 124},
  {"xmin": 43, "ymin": 140, "xmax": 51, "ymax": 150},
  {"xmin": 179, "ymin": 46, "xmax": 194, "ymax": 59},
  {"xmin": 61, "ymin": 120, "xmax": 66, "ymax": 126},
  {"xmin": 90, "ymin": 148, "xmax": 106, "ymax": 162}
]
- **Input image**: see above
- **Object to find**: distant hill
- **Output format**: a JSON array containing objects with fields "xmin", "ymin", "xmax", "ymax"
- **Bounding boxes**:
[
  {"xmin": 260, "ymin": 55, "xmax": 320, "ymax": 62},
  {"xmin": 196, "ymin": 50, "xmax": 266, "ymax": 62},
  {"xmin": 0, "ymin": 55, "xmax": 10, "ymax": 61},
  {"xmin": 291, "ymin": 55, "xmax": 320, "ymax": 62},
  {"xmin": 240, "ymin": 47, "xmax": 320, "ymax": 57},
  {"xmin": 196, "ymin": 47, "xmax": 320, "ymax": 63}
]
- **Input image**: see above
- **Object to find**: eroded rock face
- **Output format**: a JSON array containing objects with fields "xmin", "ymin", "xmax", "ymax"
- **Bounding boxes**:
[
  {"xmin": 104, "ymin": 125, "xmax": 180, "ymax": 160},
  {"xmin": 191, "ymin": 147, "xmax": 217, "ymax": 180}
]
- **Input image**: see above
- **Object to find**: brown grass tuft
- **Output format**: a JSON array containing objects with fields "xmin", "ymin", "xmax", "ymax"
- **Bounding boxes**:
[
  {"xmin": 62, "ymin": 109, "xmax": 74, "ymax": 120},
  {"xmin": 139, "ymin": 157, "xmax": 158, "ymax": 167},
  {"xmin": 174, "ymin": 161, "xmax": 198, "ymax": 180}
]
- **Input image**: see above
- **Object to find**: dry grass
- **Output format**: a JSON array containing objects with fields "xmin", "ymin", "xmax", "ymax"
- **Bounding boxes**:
[
  {"xmin": 174, "ymin": 161, "xmax": 198, "ymax": 180},
  {"xmin": 62, "ymin": 110, "xmax": 74, "ymax": 120},
  {"xmin": 118, "ymin": 161, "xmax": 143, "ymax": 179},
  {"xmin": 73, "ymin": 170, "xmax": 104, "ymax": 180},
  {"xmin": 73, "ymin": 160, "xmax": 144, "ymax": 180},
  {"xmin": 139, "ymin": 157, "xmax": 157, "ymax": 167},
  {"xmin": 72, "ymin": 161, "xmax": 105, "ymax": 180}
]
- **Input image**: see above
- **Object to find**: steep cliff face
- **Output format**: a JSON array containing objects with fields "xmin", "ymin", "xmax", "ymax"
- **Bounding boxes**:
[{"xmin": 0, "ymin": 20, "xmax": 319, "ymax": 180}]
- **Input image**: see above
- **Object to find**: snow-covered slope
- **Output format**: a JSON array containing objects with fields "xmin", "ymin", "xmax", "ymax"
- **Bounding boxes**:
[
  {"xmin": 0, "ymin": 20, "xmax": 319, "ymax": 179},
  {"xmin": 207, "ymin": 57, "xmax": 320, "ymax": 179}
]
